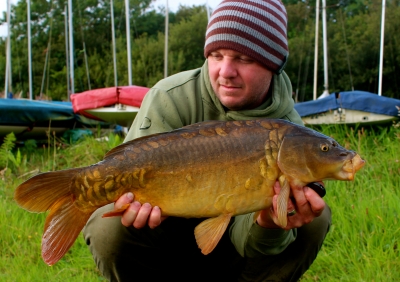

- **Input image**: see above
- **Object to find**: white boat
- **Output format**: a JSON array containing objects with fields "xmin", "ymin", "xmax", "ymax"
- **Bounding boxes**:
[
  {"xmin": 70, "ymin": 86, "xmax": 150, "ymax": 127},
  {"xmin": 294, "ymin": 91, "xmax": 400, "ymax": 126}
]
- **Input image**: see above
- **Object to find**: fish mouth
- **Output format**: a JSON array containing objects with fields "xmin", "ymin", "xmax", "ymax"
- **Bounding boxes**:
[{"xmin": 341, "ymin": 154, "xmax": 365, "ymax": 180}]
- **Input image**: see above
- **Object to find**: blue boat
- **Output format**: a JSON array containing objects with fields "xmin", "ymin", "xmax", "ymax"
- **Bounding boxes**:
[
  {"xmin": 0, "ymin": 98, "xmax": 108, "ymax": 140},
  {"xmin": 294, "ymin": 91, "xmax": 400, "ymax": 126}
]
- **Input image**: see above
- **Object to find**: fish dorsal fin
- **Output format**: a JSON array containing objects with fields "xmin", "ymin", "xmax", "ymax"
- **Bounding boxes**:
[
  {"xmin": 103, "ymin": 134, "xmax": 161, "ymax": 159},
  {"xmin": 104, "ymin": 120, "xmax": 227, "ymax": 159},
  {"xmin": 275, "ymin": 175, "xmax": 290, "ymax": 228},
  {"xmin": 194, "ymin": 213, "xmax": 232, "ymax": 255},
  {"xmin": 180, "ymin": 120, "xmax": 226, "ymax": 129}
]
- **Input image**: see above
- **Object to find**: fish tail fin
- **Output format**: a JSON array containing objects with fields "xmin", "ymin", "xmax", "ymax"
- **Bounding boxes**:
[
  {"xmin": 14, "ymin": 168, "xmax": 82, "ymax": 213},
  {"xmin": 14, "ymin": 168, "xmax": 92, "ymax": 265}
]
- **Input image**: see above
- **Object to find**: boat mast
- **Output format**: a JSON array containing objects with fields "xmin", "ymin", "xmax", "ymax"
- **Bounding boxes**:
[
  {"xmin": 110, "ymin": 0, "xmax": 118, "ymax": 86},
  {"xmin": 206, "ymin": 0, "xmax": 211, "ymax": 22},
  {"xmin": 378, "ymin": 0, "xmax": 386, "ymax": 96},
  {"xmin": 125, "ymin": 0, "xmax": 132, "ymax": 85},
  {"xmin": 164, "ymin": 0, "xmax": 169, "ymax": 78},
  {"xmin": 64, "ymin": 6, "xmax": 70, "ymax": 99},
  {"xmin": 68, "ymin": 0, "xmax": 75, "ymax": 94},
  {"xmin": 313, "ymin": 0, "xmax": 320, "ymax": 100},
  {"xmin": 5, "ymin": 0, "xmax": 12, "ymax": 99},
  {"xmin": 27, "ymin": 0, "xmax": 33, "ymax": 100},
  {"xmin": 321, "ymin": 0, "xmax": 329, "ymax": 97}
]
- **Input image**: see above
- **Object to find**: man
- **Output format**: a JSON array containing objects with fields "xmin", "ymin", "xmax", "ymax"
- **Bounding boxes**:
[{"xmin": 83, "ymin": 0, "xmax": 331, "ymax": 281}]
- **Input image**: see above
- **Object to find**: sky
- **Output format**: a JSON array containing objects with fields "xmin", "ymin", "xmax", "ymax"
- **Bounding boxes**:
[{"xmin": 0, "ymin": 0, "xmax": 221, "ymax": 37}]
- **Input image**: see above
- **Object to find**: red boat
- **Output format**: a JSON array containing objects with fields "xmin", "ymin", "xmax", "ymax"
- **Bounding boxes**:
[{"xmin": 71, "ymin": 86, "xmax": 149, "ymax": 127}]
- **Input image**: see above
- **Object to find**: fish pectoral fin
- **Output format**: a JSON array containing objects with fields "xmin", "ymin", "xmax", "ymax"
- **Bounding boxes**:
[
  {"xmin": 194, "ymin": 213, "xmax": 232, "ymax": 255},
  {"xmin": 102, "ymin": 203, "xmax": 130, "ymax": 218},
  {"xmin": 276, "ymin": 175, "xmax": 290, "ymax": 228},
  {"xmin": 253, "ymin": 211, "xmax": 261, "ymax": 223}
]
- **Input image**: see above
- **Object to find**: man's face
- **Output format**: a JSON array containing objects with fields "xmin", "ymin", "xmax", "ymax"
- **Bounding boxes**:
[{"xmin": 207, "ymin": 49, "xmax": 273, "ymax": 111}]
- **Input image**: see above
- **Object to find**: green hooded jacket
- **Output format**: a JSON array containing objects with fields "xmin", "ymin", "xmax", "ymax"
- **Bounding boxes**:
[{"xmin": 124, "ymin": 60, "xmax": 303, "ymax": 258}]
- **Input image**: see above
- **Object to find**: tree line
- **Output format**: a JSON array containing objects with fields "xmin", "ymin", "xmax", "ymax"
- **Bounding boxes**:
[{"xmin": 0, "ymin": 0, "xmax": 399, "ymax": 101}]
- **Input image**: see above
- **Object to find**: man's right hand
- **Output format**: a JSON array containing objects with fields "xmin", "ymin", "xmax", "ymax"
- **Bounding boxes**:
[{"xmin": 114, "ymin": 193, "xmax": 167, "ymax": 229}]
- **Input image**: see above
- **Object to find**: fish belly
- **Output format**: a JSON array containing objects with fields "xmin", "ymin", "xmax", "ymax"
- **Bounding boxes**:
[{"xmin": 133, "ymin": 157, "xmax": 276, "ymax": 218}]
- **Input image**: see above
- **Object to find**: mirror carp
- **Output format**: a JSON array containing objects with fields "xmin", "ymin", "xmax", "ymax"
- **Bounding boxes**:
[{"xmin": 14, "ymin": 119, "xmax": 365, "ymax": 265}]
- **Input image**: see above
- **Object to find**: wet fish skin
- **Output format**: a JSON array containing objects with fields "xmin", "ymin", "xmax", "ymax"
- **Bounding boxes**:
[{"xmin": 14, "ymin": 118, "xmax": 365, "ymax": 265}]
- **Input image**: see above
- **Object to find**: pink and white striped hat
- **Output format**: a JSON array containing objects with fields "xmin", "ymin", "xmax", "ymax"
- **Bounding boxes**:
[{"xmin": 204, "ymin": 0, "xmax": 289, "ymax": 74}]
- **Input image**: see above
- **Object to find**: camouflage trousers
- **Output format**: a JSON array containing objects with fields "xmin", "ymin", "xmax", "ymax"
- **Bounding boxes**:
[{"xmin": 83, "ymin": 204, "xmax": 331, "ymax": 282}]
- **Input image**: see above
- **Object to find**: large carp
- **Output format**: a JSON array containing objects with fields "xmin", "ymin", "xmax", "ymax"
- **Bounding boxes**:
[{"xmin": 14, "ymin": 119, "xmax": 365, "ymax": 265}]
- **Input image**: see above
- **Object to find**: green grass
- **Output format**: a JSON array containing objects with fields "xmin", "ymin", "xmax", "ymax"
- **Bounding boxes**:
[
  {"xmin": 1, "ymin": 125, "xmax": 399, "ymax": 281},
  {"xmin": 301, "ymin": 125, "xmax": 400, "ymax": 281},
  {"xmin": 0, "ymin": 133, "xmax": 122, "ymax": 281}
]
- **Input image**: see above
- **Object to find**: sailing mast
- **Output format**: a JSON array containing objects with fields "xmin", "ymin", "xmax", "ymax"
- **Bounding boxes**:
[
  {"xmin": 110, "ymin": 0, "xmax": 118, "ymax": 86},
  {"xmin": 4, "ymin": 0, "xmax": 11, "ymax": 99},
  {"xmin": 68, "ymin": 0, "xmax": 75, "ymax": 95},
  {"xmin": 27, "ymin": 0, "xmax": 33, "ymax": 100},
  {"xmin": 64, "ymin": 6, "xmax": 70, "ymax": 98},
  {"xmin": 164, "ymin": 0, "xmax": 169, "ymax": 78},
  {"xmin": 321, "ymin": 0, "xmax": 329, "ymax": 97},
  {"xmin": 378, "ymin": 0, "xmax": 386, "ymax": 96},
  {"xmin": 313, "ymin": 0, "xmax": 320, "ymax": 100},
  {"xmin": 125, "ymin": 0, "xmax": 132, "ymax": 85},
  {"xmin": 206, "ymin": 0, "xmax": 211, "ymax": 21}
]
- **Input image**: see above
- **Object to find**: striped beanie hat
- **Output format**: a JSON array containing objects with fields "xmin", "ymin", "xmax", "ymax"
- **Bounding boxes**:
[{"xmin": 204, "ymin": 0, "xmax": 288, "ymax": 74}]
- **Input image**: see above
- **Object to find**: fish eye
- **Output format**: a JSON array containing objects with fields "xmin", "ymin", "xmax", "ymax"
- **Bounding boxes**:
[{"xmin": 320, "ymin": 144, "xmax": 329, "ymax": 152}]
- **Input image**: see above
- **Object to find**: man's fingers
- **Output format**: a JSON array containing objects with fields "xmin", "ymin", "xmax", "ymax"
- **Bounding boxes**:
[
  {"xmin": 121, "ymin": 201, "xmax": 141, "ymax": 227},
  {"xmin": 304, "ymin": 187, "xmax": 325, "ymax": 216},
  {"xmin": 133, "ymin": 203, "xmax": 152, "ymax": 229},
  {"xmin": 114, "ymin": 192, "xmax": 134, "ymax": 210},
  {"xmin": 148, "ymin": 206, "xmax": 162, "ymax": 229}
]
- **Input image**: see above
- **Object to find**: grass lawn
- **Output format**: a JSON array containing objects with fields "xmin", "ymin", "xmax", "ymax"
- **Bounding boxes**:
[{"xmin": 1, "ymin": 124, "xmax": 399, "ymax": 281}]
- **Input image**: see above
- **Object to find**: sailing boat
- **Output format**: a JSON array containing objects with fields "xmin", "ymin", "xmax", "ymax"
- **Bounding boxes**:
[
  {"xmin": 294, "ymin": 0, "xmax": 400, "ymax": 126},
  {"xmin": 0, "ymin": 1, "xmax": 108, "ymax": 140},
  {"xmin": 70, "ymin": 0, "xmax": 151, "ymax": 128}
]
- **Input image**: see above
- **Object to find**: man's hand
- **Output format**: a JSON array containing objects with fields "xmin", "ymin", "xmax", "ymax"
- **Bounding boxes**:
[
  {"xmin": 114, "ymin": 193, "xmax": 168, "ymax": 229},
  {"xmin": 256, "ymin": 181, "xmax": 326, "ymax": 230}
]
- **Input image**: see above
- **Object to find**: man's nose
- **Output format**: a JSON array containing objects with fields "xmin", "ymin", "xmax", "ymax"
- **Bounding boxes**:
[{"xmin": 219, "ymin": 60, "xmax": 237, "ymax": 78}]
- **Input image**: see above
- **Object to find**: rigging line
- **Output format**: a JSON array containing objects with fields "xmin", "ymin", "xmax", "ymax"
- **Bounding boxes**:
[
  {"xmin": 40, "ymin": 0, "xmax": 55, "ymax": 98},
  {"xmin": 338, "ymin": 8, "xmax": 354, "ymax": 91},
  {"xmin": 300, "ymin": 43, "xmax": 312, "ymax": 103},
  {"xmin": 40, "ymin": 41, "xmax": 50, "ymax": 98},
  {"xmin": 77, "ymin": 0, "xmax": 91, "ymax": 90},
  {"xmin": 295, "ymin": 5, "xmax": 311, "ymax": 103}
]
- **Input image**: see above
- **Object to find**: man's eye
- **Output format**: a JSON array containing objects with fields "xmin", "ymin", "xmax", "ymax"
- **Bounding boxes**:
[
  {"xmin": 210, "ymin": 53, "xmax": 222, "ymax": 60},
  {"xmin": 239, "ymin": 57, "xmax": 253, "ymax": 63}
]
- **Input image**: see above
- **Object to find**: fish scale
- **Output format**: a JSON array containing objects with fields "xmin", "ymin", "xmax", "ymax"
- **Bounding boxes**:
[{"xmin": 14, "ymin": 118, "xmax": 365, "ymax": 265}]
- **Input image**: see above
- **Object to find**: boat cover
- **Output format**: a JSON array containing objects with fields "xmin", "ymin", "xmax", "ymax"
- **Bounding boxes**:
[
  {"xmin": 0, "ymin": 99, "xmax": 106, "ymax": 128},
  {"xmin": 294, "ymin": 91, "xmax": 400, "ymax": 117},
  {"xmin": 0, "ymin": 98, "xmax": 95, "ymax": 126},
  {"xmin": 71, "ymin": 86, "xmax": 149, "ymax": 120}
]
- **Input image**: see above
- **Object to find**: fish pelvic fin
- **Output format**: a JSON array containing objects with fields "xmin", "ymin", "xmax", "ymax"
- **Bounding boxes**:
[
  {"xmin": 194, "ymin": 213, "xmax": 232, "ymax": 255},
  {"xmin": 276, "ymin": 175, "xmax": 290, "ymax": 228},
  {"xmin": 102, "ymin": 203, "xmax": 130, "ymax": 218},
  {"xmin": 42, "ymin": 196, "xmax": 91, "ymax": 265}
]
